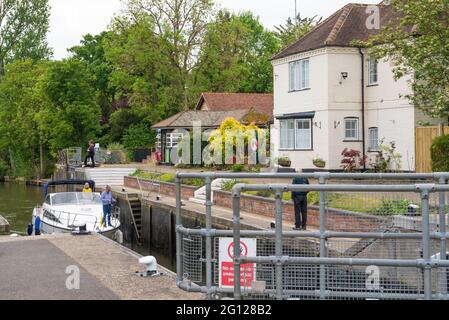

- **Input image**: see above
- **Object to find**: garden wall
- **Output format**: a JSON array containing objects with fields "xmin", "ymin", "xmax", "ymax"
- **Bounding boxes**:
[
  {"xmin": 124, "ymin": 176, "xmax": 387, "ymax": 232},
  {"xmin": 124, "ymin": 176, "xmax": 196, "ymax": 200},
  {"xmin": 214, "ymin": 190, "xmax": 387, "ymax": 232}
]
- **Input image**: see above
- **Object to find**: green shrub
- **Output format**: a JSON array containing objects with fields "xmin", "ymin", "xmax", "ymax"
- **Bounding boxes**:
[
  {"xmin": 0, "ymin": 159, "xmax": 8, "ymax": 178},
  {"xmin": 106, "ymin": 142, "xmax": 129, "ymax": 164},
  {"xmin": 431, "ymin": 134, "xmax": 449, "ymax": 172},
  {"xmin": 123, "ymin": 123, "xmax": 156, "ymax": 151},
  {"xmin": 159, "ymin": 173, "xmax": 176, "ymax": 183},
  {"xmin": 182, "ymin": 178, "xmax": 205, "ymax": 187},
  {"xmin": 373, "ymin": 199, "xmax": 413, "ymax": 215},
  {"xmin": 307, "ymin": 192, "xmax": 320, "ymax": 205},
  {"xmin": 221, "ymin": 179, "xmax": 248, "ymax": 192},
  {"xmin": 231, "ymin": 164, "xmax": 244, "ymax": 172}
]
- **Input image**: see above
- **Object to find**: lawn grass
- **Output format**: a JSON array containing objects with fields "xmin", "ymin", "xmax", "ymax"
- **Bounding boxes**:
[{"xmin": 130, "ymin": 170, "xmax": 205, "ymax": 187}]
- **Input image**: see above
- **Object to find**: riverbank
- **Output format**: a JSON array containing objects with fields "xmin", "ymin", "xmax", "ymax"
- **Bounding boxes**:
[{"xmin": 0, "ymin": 233, "xmax": 203, "ymax": 300}]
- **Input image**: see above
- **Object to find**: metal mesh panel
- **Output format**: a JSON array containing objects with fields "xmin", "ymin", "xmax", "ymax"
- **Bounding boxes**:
[
  {"xmin": 175, "ymin": 173, "xmax": 449, "ymax": 300},
  {"xmin": 182, "ymin": 235, "xmax": 203, "ymax": 283},
  {"xmin": 323, "ymin": 191, "xmax": 443, "ymax": 233}
]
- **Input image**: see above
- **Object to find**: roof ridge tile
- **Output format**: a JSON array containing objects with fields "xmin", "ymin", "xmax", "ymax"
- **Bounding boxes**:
[{"xmin": 325, "ymin": 4, "xmax": 354, "ymax": 44}]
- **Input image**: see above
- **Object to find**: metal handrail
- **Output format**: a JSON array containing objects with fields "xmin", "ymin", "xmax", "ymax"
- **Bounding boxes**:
[{"xmin": 174, "ymin": 172, "xmax": 449, "ymax": 300}]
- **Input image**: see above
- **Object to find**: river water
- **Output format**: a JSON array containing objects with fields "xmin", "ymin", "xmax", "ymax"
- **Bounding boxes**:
[
  {"xmin": 0, "ymin": 182, "xmax": 178, "ymax": 271},
  {"xmin": 0, "ymin": 183, "xmax": 43, "ymax": 234}
]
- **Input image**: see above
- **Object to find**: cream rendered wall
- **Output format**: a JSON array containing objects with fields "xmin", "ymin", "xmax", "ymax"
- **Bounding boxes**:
[
  {"xmin": 272, "ymin": 48, "xmax": 330, "ymax": 170},
  {"xmin": 272, "ymin": 47, "xmax": 417, "ymax": 171},
  {"xmin": 364, "ymin": 54, "xmax": 416, "ymax": 171},
  {"xmin": 327, "ymin": 48, "xmax": 364, "ymax": 169}
]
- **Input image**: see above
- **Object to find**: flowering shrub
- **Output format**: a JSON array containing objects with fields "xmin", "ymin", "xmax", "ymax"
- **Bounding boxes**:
[
  {"xmin": 340, "ymin": 148, "xmax": 367, "ymax": 172},
  {"xmin": 207, "ymin": 118, "xmax": 265, "ymax": 166}
]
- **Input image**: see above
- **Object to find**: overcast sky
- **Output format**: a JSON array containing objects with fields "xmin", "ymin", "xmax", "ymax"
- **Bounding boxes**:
[{"xmin": 48, "ymin": 0, "xmax": 380, "ymax": 60}]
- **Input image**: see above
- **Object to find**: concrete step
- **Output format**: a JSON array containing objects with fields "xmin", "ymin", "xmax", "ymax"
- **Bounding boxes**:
[
  {"xmin": 83, "ymin": 168, "xmax": 136, "ymax": 187},
  {"xmin": 189, "ymin": 197, "xmax": 206, "ymax": 205}
]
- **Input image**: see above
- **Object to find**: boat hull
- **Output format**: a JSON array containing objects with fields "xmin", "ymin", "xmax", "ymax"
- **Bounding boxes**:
[{"xmin": 32, "ymin": 207, "xmax": 121, "ymax": 238}]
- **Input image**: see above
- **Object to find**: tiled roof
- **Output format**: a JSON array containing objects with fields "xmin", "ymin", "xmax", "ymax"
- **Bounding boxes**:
[
  {"xmin": 197, "ymin": 92, "xmax": 273, "ymax": 116},
  {"xmin": 152, "ymin": 109, "xmax": 253, "ymax": 129},
  {"xmin": 272, "ymin": 3, "xmax": 402, "ymax": 60}
]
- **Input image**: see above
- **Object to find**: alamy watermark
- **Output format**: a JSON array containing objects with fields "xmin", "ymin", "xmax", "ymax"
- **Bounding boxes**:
[
  {"xmin": 168, "ymin": 121, "xmax": 272, "ymax": 166},
  {"xmin": 65, "ymin": 265, "xmax": 80, "ymax": 290},
  {"xmin": 366, "ymin": 5, "xmax": 381, "ymax": 30},
  {"xmin": 366, "ymin": 265, "xmax": 381, "ymax": 291}
]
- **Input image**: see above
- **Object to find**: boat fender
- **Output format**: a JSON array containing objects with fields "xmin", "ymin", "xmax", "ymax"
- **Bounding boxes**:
[
  {"xmin": 27, "ymin": 224, "xmax": 33, "ymax": 236},
  {"xmin": 35, "ymin": 217, "xmax": 41, "ymax": 236},
  {"xmin": 113, "ymin": 230, "xmax": 123, "ymax": 244}
]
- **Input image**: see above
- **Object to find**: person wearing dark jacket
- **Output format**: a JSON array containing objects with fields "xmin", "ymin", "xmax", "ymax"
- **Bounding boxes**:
[
  {"xmin": 292, "ymin": 176, "xmax": 310, "ymax": 230},
  {"xmin": 84, "ymin": 140, "xmax": 95, "ymax": 168}
]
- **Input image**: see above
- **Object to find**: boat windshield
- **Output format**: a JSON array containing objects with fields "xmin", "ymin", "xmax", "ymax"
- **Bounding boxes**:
[{"xmin": 51, "ymin": 192, "xmax": 102, "ymax": 206}]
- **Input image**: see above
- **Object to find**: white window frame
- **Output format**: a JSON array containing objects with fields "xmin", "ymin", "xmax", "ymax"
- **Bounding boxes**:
[
  {"xmin": 280, "ymin": 119, "xmax": 295, "ymax": 149},
  {"xmin": 295, "ymin": 119, "xmax": 312, "ymax": 150},
  {"xmin": 279, "ymin": 118, "xmax": 312, "ymax": 150},
  {"xmin": 166, "ymin": 132, "xmax": 184, "ymax": 148},
  {"xmin": 344, "ymin": 118, "xmax": 359, "ymax": 141},
  {"xmin": 368, "ymin": 56, "xmax": 378, "ymax": 85},
  {"xmin": 289, "ymin": 59, "xmax": 310, "ymax": 91},
  {"xmin": 369, "ymin": 127, "xmax": 379, "ymax": 151}
]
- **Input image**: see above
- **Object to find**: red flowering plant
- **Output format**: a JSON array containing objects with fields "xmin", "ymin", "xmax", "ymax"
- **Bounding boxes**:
[{"xmin": 340, "ymin": 148, "xmax": 368, "ymax": 172}]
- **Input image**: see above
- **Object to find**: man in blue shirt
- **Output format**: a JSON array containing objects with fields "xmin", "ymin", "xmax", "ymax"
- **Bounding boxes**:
[
  {"xmin": 292, "ymin": 174, "xmax": 310, "ymax": 231},
  {"xmin": 101, "ymin": 185, "xmax": 116, "ymax": 227}
]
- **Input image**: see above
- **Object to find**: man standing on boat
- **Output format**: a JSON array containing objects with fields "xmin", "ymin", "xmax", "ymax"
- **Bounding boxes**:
[
  {"xmin": 101, "ymin": 185, "xmax": 116, "ymax": 228},
  {"xmin": 83, "ymin": 140, "xmax": 96, "ymax": 168}
]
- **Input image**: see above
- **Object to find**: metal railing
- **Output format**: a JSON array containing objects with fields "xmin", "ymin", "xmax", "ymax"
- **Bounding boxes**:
[
  {"xmin": 40, "ymin": 206, "xmax": 120, "ymax": 232},
  {"xmin": 175, "ymin": 172, "xmax": 449, "ymax": 300}
]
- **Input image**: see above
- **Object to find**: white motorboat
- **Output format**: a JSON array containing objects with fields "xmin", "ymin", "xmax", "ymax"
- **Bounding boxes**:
[{"xmin": 32, "ymin": 191, "xmax": 120, "ymax": 237}]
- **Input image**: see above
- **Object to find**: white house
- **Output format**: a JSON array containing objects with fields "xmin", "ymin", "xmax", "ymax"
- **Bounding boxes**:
[{"xmin": 270, "ymin": 2, "xmax": 438, "ymax": 171}]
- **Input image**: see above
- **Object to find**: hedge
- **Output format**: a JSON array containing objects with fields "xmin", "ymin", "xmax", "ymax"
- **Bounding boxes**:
[{"xmin": 431, "ymin": 134, "xmax": 449, "ymax": 172}]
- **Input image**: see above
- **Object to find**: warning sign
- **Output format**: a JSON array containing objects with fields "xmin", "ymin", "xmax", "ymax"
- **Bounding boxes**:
[{"xmin": 218, "ymin": 238, "xmax": 257, "ymax": 289}]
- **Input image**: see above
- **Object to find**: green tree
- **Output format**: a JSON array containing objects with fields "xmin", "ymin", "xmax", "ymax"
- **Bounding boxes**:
[
  {"xmin": 0, "ymin": 60, "xmax": 47, "ymax": 177},
  {"xmin": 122, "ymin": 122, "xmax": 156, "ymax": 151},
  {"xmin": 274, "ymin": 14, "xmax": 321, "ymax": 49},
  {"xmin": 363, "ymin": 0, "xmax": 449, "ymax": 119},
  {"xmin": 0, "ymin": 0, "xmax": 51, "ymax": 74},
  {"xmin": 192, "ymin": 10, "xmax": 280, "ymax": 95},
  {"xmin": 36, "ymin": 59, "xmax": 102, "ymax": 154},
  {"xmin": 104, "ymin": 11, "xmax": 182, "ymax": 140},
  {"xmin": 69, "ymin": 32, "xmax": 117, "ymax": 121},
  {"xmin": 127, "ymin": 0, "xmax": 214, "ymax": 110}
]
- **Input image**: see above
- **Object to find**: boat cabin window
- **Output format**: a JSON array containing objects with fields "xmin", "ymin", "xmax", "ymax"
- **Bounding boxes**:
[
  {"xmin": 50, "ymin": 192, "xmax": 102, "ymax": 206},
  {"xmin": 44, "ymin": 194, "xmax": 51, "ymax": 205}
]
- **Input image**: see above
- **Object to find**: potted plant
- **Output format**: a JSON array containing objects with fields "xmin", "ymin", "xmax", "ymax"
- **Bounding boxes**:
[
  {"xmin": 277, "ymin": 157, "xmax": 292, "ymax": 168},
  {"xmin": 313, "ymin": 157, "xmax": 326, "ymax": 168}
]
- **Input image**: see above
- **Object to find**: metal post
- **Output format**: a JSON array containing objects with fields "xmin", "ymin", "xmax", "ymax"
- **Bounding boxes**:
[
  {"xmin": 175, "ymin": 176, "xmax": 183, "ymax": 284},
  {"xmin": 439, "ymin": 177, "xmax": 448, "ymax": 297},
  {"xmin": 232, "ymin": 187, "xmax": 242, "ymax": 300},
  {"xmin": 421, "ymin": 187, "xmax": 432, "ymax": 300},
  {"xmin": 275, "ymin": 190, "xmax": 284, "ymax": 300},
  {"xmin": 205, "ymin": 176, "xmax": 213, "ymax": 299},
  {"xmin": 319, "ymin": 176, "xmax": 327, "ymax": 300}
]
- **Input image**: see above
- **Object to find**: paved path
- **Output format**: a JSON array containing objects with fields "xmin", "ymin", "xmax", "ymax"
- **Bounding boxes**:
[{"xmin": 0, "ymin": 234, "xmax": 203, "ymax": 300}]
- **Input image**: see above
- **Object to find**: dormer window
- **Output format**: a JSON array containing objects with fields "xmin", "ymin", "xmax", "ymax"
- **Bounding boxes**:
[
  {"xmin": 289, "ymin": 59, "xmax": 310, "ymax": 91},
  {"xmin": 368, "ymin": 56, "xmax": 378, "ymax": 85}
]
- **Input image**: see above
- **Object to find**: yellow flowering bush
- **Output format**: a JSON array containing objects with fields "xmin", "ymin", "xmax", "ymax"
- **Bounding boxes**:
[{"xmin": 207, "ymin": 118, "xmax": 265, "ymax": 166}]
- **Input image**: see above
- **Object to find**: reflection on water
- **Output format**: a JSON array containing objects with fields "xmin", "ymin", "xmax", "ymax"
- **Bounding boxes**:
[{"xmin": 0, "ymin": 183, "xmax": 43, "ymax": 233}]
